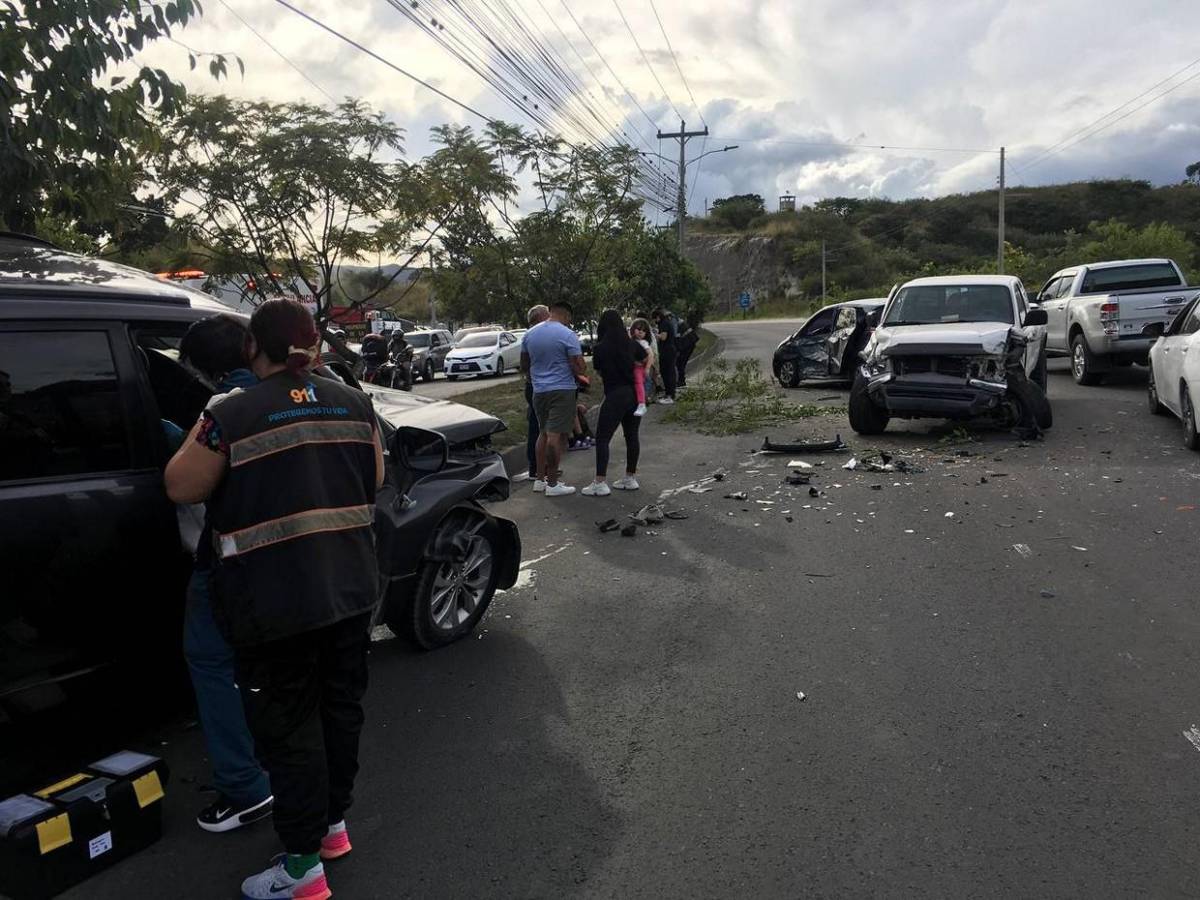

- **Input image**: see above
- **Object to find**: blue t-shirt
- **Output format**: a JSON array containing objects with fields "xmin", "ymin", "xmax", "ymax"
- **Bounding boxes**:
[{"xmin": 523, "ymin": 320, "xmax": 582, "ymax": 393}]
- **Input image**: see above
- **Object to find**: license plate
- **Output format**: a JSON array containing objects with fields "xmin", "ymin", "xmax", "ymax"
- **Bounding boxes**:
[{"xmin": 452, "ymin": 364, "xmax": 469, "ymax": 371}]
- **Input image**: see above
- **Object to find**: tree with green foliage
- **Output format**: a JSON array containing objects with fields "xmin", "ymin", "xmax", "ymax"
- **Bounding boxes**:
[
  {"xmin": 1072, "ymin": 219, "xmax": 1195, "ymax": 272},
  {"xmin": 0, "ymin": 0, "xmax": 235, "ymax": 234},
  {"xmin": 1187, "ymin": 161, "xmax": 1200, "ymax": 186},
  {"xmin": 709, "ymin": 193, "xmax": 766, "ymax": 230},
  {"xmin": 154, "ymin": 95, "xmax": 434, "ymax": 332}
]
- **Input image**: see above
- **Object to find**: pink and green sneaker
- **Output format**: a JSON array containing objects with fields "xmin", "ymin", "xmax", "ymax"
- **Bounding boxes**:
[
  {"xmin": 320, "ymin": 821, "xmax": 352, "ymax": 861},
  {"xmin": 240, "ymin": 855, "xmax": 331, "ymax": 900}
]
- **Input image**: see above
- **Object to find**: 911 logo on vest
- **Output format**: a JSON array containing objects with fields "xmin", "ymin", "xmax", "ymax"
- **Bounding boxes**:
[{"xmin": 290, "ymin": 383, "xmax": 318, "ymax": 404}]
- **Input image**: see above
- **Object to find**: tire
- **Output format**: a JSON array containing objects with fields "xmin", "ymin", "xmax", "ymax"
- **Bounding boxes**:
[
  {"xmin": 1148, "ymin": 365, "xmax": 1166, "ymax": 415},
  {"xmin": 1031, "ymin": 346, "xmax": 1048, "ymax": 390},
  {"xmin": 1071, "ymin": 333, "xmax": 1103, "ymax": 385},
  {"xmin": 848, "ymin": 372, "xmax": 889, "ymax": 435},
  {"xmin": 385, "ymin": 511, "xmax": 500, "ymax": 649},
  {"xmin": 1182, "ymin": 387, "xmax": 1200, "ymax": 451},
  {"xmin": 1008, "ymin": 370, "xmax": 1053, "ymax": 430},
  {"xmin": 778, "ymin": 359, "xmax": 800, "ymax": 388},
  {"xmin": 424, "ymin": 360, "xmax": 435, "ymax": 382},
  {"xmin": 495, "ymin": 358, "xmax": 505, "ymax": 378}
]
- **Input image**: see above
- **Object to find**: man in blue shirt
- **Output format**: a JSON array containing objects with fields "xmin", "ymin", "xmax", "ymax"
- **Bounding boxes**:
[{"xmin": 521, "ymin": 300, "xmax": 586, "ymax": 497}]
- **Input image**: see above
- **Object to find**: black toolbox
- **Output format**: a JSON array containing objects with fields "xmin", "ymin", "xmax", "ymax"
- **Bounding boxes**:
[{"xmin": 0, "ymin": 751, "xmax": 167, "ymax": 899}]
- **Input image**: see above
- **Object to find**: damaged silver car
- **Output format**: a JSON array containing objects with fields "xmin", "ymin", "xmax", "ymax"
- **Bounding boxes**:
[{"xmin": 850, "ymin": 275, "xmax": 1052, "ymax": 435}]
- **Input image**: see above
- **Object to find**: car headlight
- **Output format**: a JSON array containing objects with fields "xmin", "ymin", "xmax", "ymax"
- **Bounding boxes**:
[
  {"xmin": 863, "ymin": 356, "xmax": 892, "ymax": 377},
  {"xmin": 967, "ymin": 357, "xmax": 1005, "ymax": 381}
]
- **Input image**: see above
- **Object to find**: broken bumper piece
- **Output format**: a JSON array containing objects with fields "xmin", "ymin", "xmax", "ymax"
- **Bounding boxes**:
[
  {"xmin": 868, "ymin": 375, "xmax": 1007, "ymax": 419},
  {"xmin": 761, "ymin": 434, "xmax": 848, "ymax": 454}
]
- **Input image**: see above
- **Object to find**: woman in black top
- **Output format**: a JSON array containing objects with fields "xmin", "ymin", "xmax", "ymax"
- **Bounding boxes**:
[{"xmin": 582, "ymin": 308, "xmax": 648, "ymax": 496}]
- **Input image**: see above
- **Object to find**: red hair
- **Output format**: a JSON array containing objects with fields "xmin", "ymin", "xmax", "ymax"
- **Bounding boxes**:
[{"xmin": 250, "ymin": 299, "xmax": 320, "ymax": 373}]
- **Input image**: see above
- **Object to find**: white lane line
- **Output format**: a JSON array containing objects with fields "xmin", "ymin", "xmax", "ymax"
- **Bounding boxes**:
[
  {"xmin": 1183, "ymin": 725, "xmax": 1200, "ymax": 752},
  {"xmin": 520, "ymin": 543, "xmax": 572, "ymax": 569}
]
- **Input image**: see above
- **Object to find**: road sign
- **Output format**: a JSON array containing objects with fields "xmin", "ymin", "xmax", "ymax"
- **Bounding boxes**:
[{"xmin": 738, "ymin": 291, "xmax": 751, "ymax": 309}]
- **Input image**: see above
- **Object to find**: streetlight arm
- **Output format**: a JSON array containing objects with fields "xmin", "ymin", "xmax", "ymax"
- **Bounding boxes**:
[{"xmin": 688, "ymin": 145, "xmax": 739, "ymax": 165}]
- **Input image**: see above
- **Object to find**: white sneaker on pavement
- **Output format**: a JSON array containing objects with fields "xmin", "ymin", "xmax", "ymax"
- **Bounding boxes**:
[
  {"xmin": 543, "ymin": 482, "xmax": 576, "ymax": 497},
  {"xmin": 240, "ymin": 856, "xmax": 330, "ymax": 900},
  {"xmin": 612, "ymin": 475, "xmax": 640, "ymax": 491},
  {"xmin": 511, "ymin": 470, "xmax": 532, "ymax": 482},
  {"xmin": 657, "ymin": 397, "xmax": 674, "ymax": 405},
  {"xmin": 532, "ymin": 479, "xmax": 547, "ymax": 493},
  {"xmin": 581, "ymin": 481, "xmax": 611, "ymax": 496},
  {"xmin": 634, "ymin": 403, "xmax": 647, "ymax": 417}
]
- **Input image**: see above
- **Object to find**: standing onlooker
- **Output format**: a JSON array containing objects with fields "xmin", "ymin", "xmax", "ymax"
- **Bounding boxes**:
[
  {"xmin": 653, "ymin": 307, "xmax": 678, "ymax": 404},
  {"xmin": 584, "ymin": 309, "xmax": 648, "ymax": 495},
  {"xmin": 675, "ymin": 318, "xmax": 700, "ymax": 387},
  {"xmin": 166, "ymin": 299, "xmax": 385, "ymax": 900},
  {"xmin": 630, "ymin": 318, "xmax": 655, "ymax": 413},
  {"xmin": 514, "ymin": 304, "xmax": 550, "ymax": 482},
  {"xmin": 177, "ymin": 315, "xmax": 273, "ymax": 835},
  {"xmin": 523, "ymin": 300, "xmax": 587, "ymax": 497}
]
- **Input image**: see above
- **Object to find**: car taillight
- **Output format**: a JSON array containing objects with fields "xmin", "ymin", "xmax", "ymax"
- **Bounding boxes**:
[{"xmin": 1100, "ymin": 302, "xmax": 1119, "ymax": 335}]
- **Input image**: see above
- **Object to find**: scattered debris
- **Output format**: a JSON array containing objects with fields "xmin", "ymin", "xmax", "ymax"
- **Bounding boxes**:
[
  {"xmin": 596, "ymin": 518, "xmax": 620, "ymax": 534},
  {"xmin": 808, "ymin": 487, "xmax": 824, "ymax": 498},
  {"xmin": 944, "ymin": 511, "xmax": 955, "ymax": 518},
  {"xmin": 1012, "ymin": 543, "xmax": 1033, "ymax": 558},
  {"xmin": 687, "ymin": 486, "xmax": 712, "ymax": 494},
  {"xmin": 804, "ymin": 572, "xmax": 834, "ymax": 578},
  {"xmin": 761, "ymin": 434, "xmax": 848, "ymax": 454},
  {"xmin": 843, "ymin": 451, "xmax": 925, "ymax": 474},
  {"xmin": 1071, "ymin": 545, "xmax": 1088, "ymax": 552},
  {"xmin": 786, "ymin": 459, "xmax": 813, "ymax": 469},
  {"xmin": 795, "ymin": 691, "xmax": 807, "ymax": 701},
  {"xmin": 1039, "ymin": 589, "xmax": 1056, "ymax": 599},
  {"xmin": 620, "ymin": 523, "xmax": 638, "ymax": 538},
  {"xmin": 663, "ymin": 510, "xmax": 689, "ymax": 520},
  {"xmin": 786, "ymin": 473, "xmax": 811, "ymax": 486},
  {"xmin": 711, "ymin": 468, "xmax": 728, "ymax": 481},
  {"xmin": 630, "ymin": 504, "xmax": 665, "ymax": 525},
  {"xmin": 870, "ymin": 484, "xmax": 883, "ymax": 491},
  {"xmin": 785, "ymin": 516, "xmax": 794, "ymax": 523},
  {"xmin": 724, "ymin": 491, "xmax": 748, "ymax": 500}
]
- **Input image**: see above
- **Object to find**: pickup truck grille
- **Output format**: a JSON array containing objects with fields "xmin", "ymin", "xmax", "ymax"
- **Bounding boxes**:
[{"xmin": 893, "ymin": 355, "xmax": 972, "ymax": 379}]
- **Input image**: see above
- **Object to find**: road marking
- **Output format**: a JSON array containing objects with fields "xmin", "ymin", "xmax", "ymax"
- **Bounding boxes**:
[
  {"xmin": 370, "ymin": 624, "xmax": 397, "ymax": 643},
  {"xmin": 1183, "ymin": 725, "xmax": 1200, "ymax": 753},
  {"xmin": 520, "ymin": 543, "xmax": 572, "ymax": 569}
]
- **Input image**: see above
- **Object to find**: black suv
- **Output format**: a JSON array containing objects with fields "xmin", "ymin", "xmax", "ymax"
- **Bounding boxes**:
[
  {"xmin": 0, "ymin": 237, "xmax": 520, "ymax": 788},
  {"xmin": 405, "ymin": 328, "xmax": 454, "ymax": 382}
]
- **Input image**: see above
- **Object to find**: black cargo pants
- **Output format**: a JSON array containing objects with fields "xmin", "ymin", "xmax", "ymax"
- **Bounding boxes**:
[{"xmin": 235, "ymin": 612, "xmax": 371, "ymax": 854}]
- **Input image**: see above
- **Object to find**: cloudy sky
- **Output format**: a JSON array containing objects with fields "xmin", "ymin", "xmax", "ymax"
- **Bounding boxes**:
[{"xmin": 142, "ymin": 0, "xmax": 1200, "ymax": 218}]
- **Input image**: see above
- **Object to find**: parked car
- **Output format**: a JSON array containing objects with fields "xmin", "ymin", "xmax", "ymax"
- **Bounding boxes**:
[
  {"xmin": 452, "ymin": 324, "xmax": 504, "ymax": 345},
  {"xmin": 0, "ymin": 236, "xmax": 520, "ymax": 789},
  {"xmin": 405, "ymin": 328, "xmax": 454, "ymax": 381},
  {"xmin": 1146, "ymin": 291, "xmax": 1200, "ymax": 449},
  {"xmin": 772, "ymin": 299, "xmax": 886, "ymax": 386},
  {"xmin": 850, "ymin": 275, "xmax": 1050, "ymax": 435},
  {"xmin": 444, "ymin": 330, "xmax": 523, "ymax": 379},
  {"xmin": 1036, "ymin": 258, "xmax": 1196, "ymax": 385}
]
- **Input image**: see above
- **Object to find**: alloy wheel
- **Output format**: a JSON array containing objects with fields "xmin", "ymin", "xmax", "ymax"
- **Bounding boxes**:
[
  {"xmin": 779, "ymin": 361, "xmax": 797, "ymax": 386},
  {"xmin": 428, "ymin": 534, "xmax": 494, "ymax": 633},
  {"xmin": 1072, "ymin": 343, "xmax": 1086, "ymax": 381}
]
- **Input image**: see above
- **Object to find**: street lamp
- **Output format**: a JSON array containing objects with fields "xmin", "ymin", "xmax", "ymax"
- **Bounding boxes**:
[{"xmin": 640, "ymin": 143, "xmax": 739, "ymax": 251}]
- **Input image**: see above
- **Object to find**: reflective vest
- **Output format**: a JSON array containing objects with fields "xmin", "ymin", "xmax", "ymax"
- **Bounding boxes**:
[{"xmin": 206, "ymin": 371, "xmax": 379, "ymax": 646}]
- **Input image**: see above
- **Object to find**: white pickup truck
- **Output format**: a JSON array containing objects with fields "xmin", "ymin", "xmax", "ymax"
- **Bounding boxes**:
[{"xmin": 1036, "ymin": 258, "xmax": 1197, "ymax": 385}]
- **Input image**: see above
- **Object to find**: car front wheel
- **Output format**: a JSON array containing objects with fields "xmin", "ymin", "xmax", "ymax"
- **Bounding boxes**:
[
  {"xmin": 1071, "ymin": 334, "xmax": 1103, "ymax": 386},
  {"xmin": 778, "ymin": 359, "xmax": 800, "ymax": 388},
  {"xmin": 848, "ymin": 372, "xmax": 889, "ymax": 435},
  {"xmin": 1182, "ymin": 387, "xmax": 1200, "ymax": 451},
  {"xmin": 387, "ymin": 510, "xmax": 501, "ymax": 649},
  {"xmin": 1148, "ymin": 365, "xmax": 1166, "ymax": 415}
]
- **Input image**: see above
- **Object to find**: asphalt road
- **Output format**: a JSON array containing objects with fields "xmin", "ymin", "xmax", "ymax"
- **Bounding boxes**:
[
  {"xmin": 74, "ymin": 319, "xmax": 1200, "ymax": 899},
  {"xmin": 414, "ymin": 370, "xmax": 522, "ymax": 399}
]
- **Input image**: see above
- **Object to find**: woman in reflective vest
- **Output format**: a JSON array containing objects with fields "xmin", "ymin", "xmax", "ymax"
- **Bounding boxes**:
[{"xmin": 167, "ymin": 298, "xmax": 384, "ymax": 900}]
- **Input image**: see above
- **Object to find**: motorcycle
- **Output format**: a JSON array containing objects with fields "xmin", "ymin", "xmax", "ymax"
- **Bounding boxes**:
[{"xmin": 389, "ymin": 344, "xmax": 414, "ymax": 392}]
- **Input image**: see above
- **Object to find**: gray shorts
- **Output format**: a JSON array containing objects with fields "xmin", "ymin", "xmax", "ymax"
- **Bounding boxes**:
[{"xmin": 533, "ymin": 389, "xmax": 576, "ymax": 434}]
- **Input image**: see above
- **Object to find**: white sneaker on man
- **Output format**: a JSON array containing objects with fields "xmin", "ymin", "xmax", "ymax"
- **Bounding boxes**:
[
  {"xmin": 544, "ymin": 482, "xmax": 576, "ymax": 497},
  {"xmin": 532, "ymin": 479, "xmax": 547, "ymax": 493},
  {"xmin": 657, "ymin": 397, "xmax": 674, "ymax": 405},
  {"xmin": 611, "ymin": 475, "xmax": 640, "ymax": 491},
  {"xmin": 581, "ymin": 481, "xmax": 611, "ymax": 497},
  {"xmin": 511, "ymin": 471, "xmax": 532, "ymax": 482},
  {"xmin": 634, "ymin": 403, "xmax": 647, "ymax": 417}
]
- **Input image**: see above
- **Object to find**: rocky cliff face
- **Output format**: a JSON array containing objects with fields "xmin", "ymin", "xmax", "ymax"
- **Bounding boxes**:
[{"xmin": 683, "ymin": 233, "xmax": 804, "ymax": 311}]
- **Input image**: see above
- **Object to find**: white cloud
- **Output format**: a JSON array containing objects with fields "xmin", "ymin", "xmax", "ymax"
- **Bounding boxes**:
[{"xmin": 133, "ymin": 0, "xmax": 1200, "ymax": 210}]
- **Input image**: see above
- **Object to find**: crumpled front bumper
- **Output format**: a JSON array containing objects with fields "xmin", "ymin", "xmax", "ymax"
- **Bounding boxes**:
[{"xmin": 865, "ymin": 372, "xmax": 1008, "ymax": 418}]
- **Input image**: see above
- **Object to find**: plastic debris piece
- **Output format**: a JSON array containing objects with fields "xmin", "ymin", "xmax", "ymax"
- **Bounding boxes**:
[
  {"xmin": 1071, "ymin": 545, "xmax": 1088, "ymax": 552},
  {"xmin": 663, "ymin": 510, "xmax": 689, "ymax": 520},
  {"xmin": 870, "ymin": 484, "xmax": 883, "ymax": 491},
  {"xmin": 711, "ymin": 468, "xmax": 728, "ymax": 481},
  {"xmin": 808, "ymin": 487, "xmax": 823, "ymax": 497},
  {"xmin": 944, "ymin": 511, "xmax": 955, "ymax": 518},
  {"xmin": 761, "ymin": 435, "xmax": 848, "ymax": 454},
  {"xmin": 1039, "ymin": 589, "xmax": 1056, "ymax": 598},
  {"xmin": 1012, "ymin": 543, "xmax": 1033, "ymax": 558},
  {"xmin": 795, "ymin": 691, "xmax": 806, "ymax": 701},
  {"xmin": 687, "ymin": 486, "xmax": 712, "ymax": 494},
  {"xmin": 620, "ymin": 523, "xmax": 637, "ymax": 537},
  {"xmin": 630, "ymin": 504, "xmax": 664, "ymax": 525},
  {"xmin": 785, "ymin": 516, "xmax": 794, "ymax": 523},
  {"xmin": 724, "ymin": 491, "xmax": 748, "ymax": 500},
  {"xmin": 786, "ymin": 460, "xmax": 813, "ymax": 469},
  {"xmin": 786, "ymin": 473, "xmax": 811, "ymax": 485},
  {"xmin": 596, "ymin": 518, "xmax": 620, "ymax": 533}
]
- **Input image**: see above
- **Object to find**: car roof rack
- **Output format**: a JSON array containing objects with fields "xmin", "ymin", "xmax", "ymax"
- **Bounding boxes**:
[{"xmin": 0, "ymin": 231, "xmax": 60, "ymax": 249}]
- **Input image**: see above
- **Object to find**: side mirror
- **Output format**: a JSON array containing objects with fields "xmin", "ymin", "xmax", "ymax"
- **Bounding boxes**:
[
  {"xmin": 391, "ymin": 426, "xmax": 448, "ymax": 474},
  {"xmin": 1142, "ymin": 321, "xmax": 1166, "ymax": 339},
  {"xmin": 1023, "ymin": 308, "xmax": 1048, "ymax": 327}
]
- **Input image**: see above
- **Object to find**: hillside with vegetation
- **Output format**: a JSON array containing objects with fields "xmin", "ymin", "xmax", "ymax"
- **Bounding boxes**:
[{"xmin": 688, "ymin": 179, "xmax": 1200, "ymax": 317}]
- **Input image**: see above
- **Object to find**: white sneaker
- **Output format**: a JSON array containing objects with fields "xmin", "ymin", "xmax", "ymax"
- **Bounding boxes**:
[
  {"xmin": 543, "ymin": 482, "xmax": 576, "ymax": 497},
  {"xmin": 532, "ymin": 479, "xmax": 547, "ymax": 493},
  {"xmin": 657, "ymin": 397, "xmax": 674, "ymax": 405},
  {"xmin": 581, "ymin": 481, "xmax": 611, "ymax": 497},
  {"xmin": 511, "ymin": 471, "xmax": 532, "ymax": 482},
  {"xmin": 612, "ymin": 475, "xmax": 640, "ymax": 491},
  {"xmin": 634, "ymin": 403, "xmax": 647, "ymax": 417},
  {"xmin": 240, "ymin": 855, "xmax": 330, "ymax": 899}
]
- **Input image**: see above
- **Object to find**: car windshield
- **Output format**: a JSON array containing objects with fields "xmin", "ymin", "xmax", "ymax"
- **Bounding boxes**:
[
  {"xmin": 458, "ymin": 333, "xmax": 499, "ymax": 348},
  {"xmin": 884, "ymin": 285, "xmax": 1014, "ymax": 326},
  {"xmin": 405, "ymin": 333, "xmax": 431, "ymax": 347}
]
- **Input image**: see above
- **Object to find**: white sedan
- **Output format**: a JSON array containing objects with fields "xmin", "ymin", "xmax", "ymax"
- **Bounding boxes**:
[
  {"xmin": 444, "ymin": 330, "xmax": 522, "ymax": 379},
  {"xmin": 1147, "ymin": 292, "xmax": 1200, "ymax": 449}
]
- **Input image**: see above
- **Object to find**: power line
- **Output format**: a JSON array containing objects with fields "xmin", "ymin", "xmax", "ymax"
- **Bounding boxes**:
[
  {"xmin": 1014, "ymin": 59, "xmax": 1200, "ymax": 175},
  {"xmin": 609, "ymin": 0, "xmax": 684, "ymax": 122},
  {"xmin": 711, "ymin": 135, "xmax": 1001, "ymax": 154},
  {"xmin": 218, "ymin": 0, "xmax": 336, "ymax": 102},
  {"xmin": 646, "ymin": 0, "xmax": 705, "ymax": 127},
  {"xmin": 270, "ymin": 0, "xmax": 491, "ymax": 120}
]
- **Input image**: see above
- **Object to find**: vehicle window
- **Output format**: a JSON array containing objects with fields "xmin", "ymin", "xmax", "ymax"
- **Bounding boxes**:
[
  {"xmin": 459, "ymin": 333, "xmax": 499, "ymax": 348},
  {"xmin": 1014, "ymin": 283, "xmax": 1028, "ymax": 315},
  {"xmin": 1039, "ymin": 277, "xmax": 1060, "ymax": 300},
  {"xmin": 1183, "ymin": 305, "xmax": 1200, "ymax": 336},
  {"xmin": 430, "ymin": 334, "xmax": 441, "ymax": 347},
  {"xmin": 0, "ymin": 331, "xmax": 131, "ymax": 481},
  {"xmin": 1080, "ymin": 263, "xmax": 1183, "ymax": 294},
  {"xmin": 406, "ymin": 333, "xmax": 431, "ymax": 347},
  {"xmin": 835, "ymin": 307, "xmax": 857, "ymax": 330},
  {"xmin": 800, "ymin": 309, "xmax": 837, "ymax": 337},
  {"xmin": 133, "ymin": 324, "xmax": 212, "ymax": 438},
  {"xmin": 884, "ymin": 285, "xmax": 1014, "ymax": 326}
]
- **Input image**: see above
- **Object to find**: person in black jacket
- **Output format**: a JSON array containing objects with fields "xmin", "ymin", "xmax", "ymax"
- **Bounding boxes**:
[
  {"xmin": 582, "ymin": 308, "xmax": 648, "ymax": 496},
  {"xmin": 675, "ymin": 318, "xmax": 700, "ymax": 387},
  {"xmin": 166, "ymin": 299, "xmax": 385, "ymax": 900}
]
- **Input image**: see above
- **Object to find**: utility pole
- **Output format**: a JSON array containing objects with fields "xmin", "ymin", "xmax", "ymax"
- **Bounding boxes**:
[
  {"xmin": 657, "ymin": 119, "xmax": 709, "ymax": 253},
  {"xmin": 997, "ymin": 146, "xmax": 1006, "ymax": 275},
  {"xmin": 427, "ymin": 247, "xmax": 437, "ymax": 326},
  {"xmin": 821, "ymin": 240, "xmax": 827, "ymax": 301}
]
